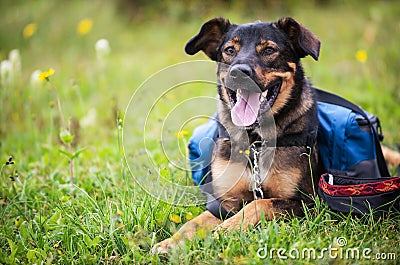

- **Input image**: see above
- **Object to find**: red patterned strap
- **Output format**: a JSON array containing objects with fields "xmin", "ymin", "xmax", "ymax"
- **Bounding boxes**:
[{"xmin": 318, "ymin": 174, "xmax": 400, "ymax": 197}]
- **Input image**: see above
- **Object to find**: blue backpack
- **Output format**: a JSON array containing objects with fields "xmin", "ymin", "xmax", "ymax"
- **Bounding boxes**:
[{"xmin": 188, "ymin": 88, "xmax": 400, "ymax": 216}]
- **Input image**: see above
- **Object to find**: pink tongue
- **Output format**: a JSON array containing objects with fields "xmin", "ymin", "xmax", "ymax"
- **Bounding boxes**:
[{"xmin": 231, "ymin": 90, "xmax": 261, "ymax": 127}]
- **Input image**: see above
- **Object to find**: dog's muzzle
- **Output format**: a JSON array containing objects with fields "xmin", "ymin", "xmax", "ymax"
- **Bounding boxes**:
[
  {"xmin": 224, "ymin": 64, "xmax": 282, "ymax": 127},
  {"xmin": 226, "ymin": 64, "xmax": 260, "ymax": 93}
]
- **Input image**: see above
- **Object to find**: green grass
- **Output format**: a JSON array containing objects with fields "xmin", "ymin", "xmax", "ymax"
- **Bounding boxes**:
[{"xmin": 1, "ymin": 0, "xmax": 400, "ymax": 264}]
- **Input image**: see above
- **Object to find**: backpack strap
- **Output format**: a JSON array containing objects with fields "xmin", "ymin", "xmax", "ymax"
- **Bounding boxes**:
[
  {"xmin": 205, "ymin": 194, "xmax": 235, "ymax": 220},
  {"xmin": 315, "ymin": 88, "xmax": 391, "ymax": 178}
]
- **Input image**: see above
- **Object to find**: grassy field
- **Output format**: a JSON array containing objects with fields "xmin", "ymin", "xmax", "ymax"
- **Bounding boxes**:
[{"xmin": 1, "ymin": 0, "xmax": 399, "ymax": 264}]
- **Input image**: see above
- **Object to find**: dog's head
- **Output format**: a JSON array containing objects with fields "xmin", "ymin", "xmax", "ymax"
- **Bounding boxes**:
[{"xmin": 185, "ymin": 17, "xmax": 320, "ymax": 128}]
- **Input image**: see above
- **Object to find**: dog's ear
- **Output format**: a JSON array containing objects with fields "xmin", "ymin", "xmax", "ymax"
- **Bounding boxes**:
[
  {"xmin": 277, "ymin": 17, "xmax": 320, "ymax": 61},
  {"xmin": 185, "ymin": 18, "xmax": 231, "ymax": 61}
]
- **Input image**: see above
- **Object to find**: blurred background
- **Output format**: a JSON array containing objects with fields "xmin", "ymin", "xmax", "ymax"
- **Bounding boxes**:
[
  {"xmin": 1, "ymin": 1, "xmax": 400, "ymax": 263},
  {"xmin": 1, "ymin": 0, "xmax": 400, "ymax": 159}
]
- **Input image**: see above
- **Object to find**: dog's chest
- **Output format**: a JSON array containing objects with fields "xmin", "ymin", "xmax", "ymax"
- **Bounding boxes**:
[{"xmin": 211, "ymin": 149, "xmax": 301, "ymax": 211}]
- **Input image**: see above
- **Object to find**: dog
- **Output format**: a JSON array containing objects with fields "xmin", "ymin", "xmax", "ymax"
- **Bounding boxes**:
[
  {"xmin": 151, "ymin": 17, "xmax": 322, "ymax": 254},
  {"xmin": 152, "ymin": 17, "xmax": 399, "ymax": 254}
]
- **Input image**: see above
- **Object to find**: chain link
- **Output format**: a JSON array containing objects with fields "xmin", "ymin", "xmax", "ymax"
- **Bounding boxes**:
[{"xmin": 250, "ymin": 141, "xmax": 265, "ymax": 200}]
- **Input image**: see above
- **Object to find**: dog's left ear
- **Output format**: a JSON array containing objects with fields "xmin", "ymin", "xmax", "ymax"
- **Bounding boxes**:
[
  {"xmin": 185, "ymin": 18, "xmax": 231, "ymax": 61},
  {"xmin": 277, "ymin": 17, "xmax": 320, "ymax": 61}
]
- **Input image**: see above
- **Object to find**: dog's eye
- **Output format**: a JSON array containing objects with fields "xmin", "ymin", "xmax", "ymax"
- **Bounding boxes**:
[
  {"xmin": 224, "ymin": 46, "xmax": 236, "ymax": 56},
  {"xmin": 262, "ymin": 47, "xmax": 275, "ymax": 56}
]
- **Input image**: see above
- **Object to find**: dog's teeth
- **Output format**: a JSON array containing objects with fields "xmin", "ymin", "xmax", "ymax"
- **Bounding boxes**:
[{"xmin": 262, "ymin": 90, "xmax": 269, "ymax": 99}]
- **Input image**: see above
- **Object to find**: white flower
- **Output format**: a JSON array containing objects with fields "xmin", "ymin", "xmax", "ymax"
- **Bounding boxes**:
[
  {"xmin": 95, "ymin": 39, "xmax": 111, "ymax": 62},
  {"xmin": 9, "ymin": 49, "xmax": 21, "ymax": 76},
  {"xmin": 1, "ymin": 60, "xmax": 12, "ymax": 87},
  {"xmin": 30, "ymin": 69, "xmax": 43, "ymax": 87},
  {"xmin": 80, "ymin": 108, "xmax": 97, "ymax": 128}
]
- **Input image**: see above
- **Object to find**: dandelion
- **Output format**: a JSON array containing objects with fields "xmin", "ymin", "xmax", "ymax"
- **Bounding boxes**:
[
  {"xmin": 95, "ymin": 38, "xmax": 111, "ymax": 62},
  {"xmin": 239, "ymin": 149, "xmax": 250, "ymax": 155},
  {"xmin": 175, "ymin": 130, "xmax": 189, "ymax": 138},
  {"xmin": 0, "ymin": 60, "xmax": 12, "ymax": 87},
  {"xmin": 53, "ymin": 241, "xmax": 61, "ymax": 249},
  {"xmin": 355, "ymin": 49, "xmax": 367, "ymax": 63},
  {"xmin": 38, "ymin": 68, "xmax": 55, "ymax": 81},
  {"xmin": 59, "ymin": 195, "xmax": 70, "ymax": 202},
  {"xmin": 169, "ymin": 213, "xmax": 182, "ymax": 224},
  {"xmin": 23, "ymin": 23, "xmax": 37, "ymax": 39},
  {"xmin": 185, "ymin": 212, "xmax": 194, "ymax": 221},
  {"xmin": 15, "ymin": 217, "xmax": 21, "ymax": 228},
  {"xmin": 77, "ymin": 18, "xmax": 93, "ymax": 35}
]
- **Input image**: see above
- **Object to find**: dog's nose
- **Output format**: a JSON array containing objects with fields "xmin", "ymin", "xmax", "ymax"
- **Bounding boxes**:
[{"xmin": 229, "ymin": 64, "xmax": 252, "ymax": 79}]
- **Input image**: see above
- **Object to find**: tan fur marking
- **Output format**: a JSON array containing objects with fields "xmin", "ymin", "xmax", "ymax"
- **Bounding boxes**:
[
  {"xmin": 263, "ymin": 166, "xmax": 301, "ymax": 198},
  {"xmin": 151, "ymin": 210, "xmax": 221, "ymax": 254},
  {"xmin": 222, "ymin": 37, "xmax": 240, "ymax": 62},
  {"xmin": 211, "ymin": 156, "xmax": 253, "ymax": 212},
  {"xmin": 271, "ymin": 73, "xmax": 294, "ymax": 115},
  {"xmin": 287, "ymin": 62, "xmax": 296, "ymax": 72},
  {"xmin": 257, "ymin": 40, "xmax": 278, "ymax": 51},
  {"xmin": 256, "ymin": 40, "xmax": 279, "ymax": 60},
  {"xmin": 220, "ymin": 86, "xmax": 231, "ymax": 105},
  {"xmin": 212, "ymin": 157, "xmax": 250, "ymax": 196},
  {"xmin": 215, "ymin": 199, "xmax": 283, "ymax": 231},
  {"xmin": 255, "ymin": 61, "xmax": 298, "ymax": 115},
  {"xmin": 255, "ymin": 69, "xmax": 295, "ymax": 115}
]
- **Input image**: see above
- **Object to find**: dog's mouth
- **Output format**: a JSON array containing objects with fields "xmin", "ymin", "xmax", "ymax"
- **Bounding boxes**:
[{"xmin": 228, "ymin": 79, "xmax": 282, "ymax": 127}]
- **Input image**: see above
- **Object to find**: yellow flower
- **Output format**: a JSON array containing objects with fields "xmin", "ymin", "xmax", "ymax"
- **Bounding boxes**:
[
  {"xmin": 15, "ymin": 217, "xmax": 21, "ymax": 228},
  {"xmin": 175, "ymin": 130, "xmax": 189, "ymax": 138},
  {"xmin": 38, "ymin": 68, "xmax": 55, "ymax": 81},
  {"xmin": 23, "ymin": 23, "xmax": 37, "ymax": 39},
  {"xmin": 355, "ymin": 50, "xmax": 367, "ymax": 63},
  {"xmin": 77, "ymin": 18, "xmax": 93, "ymax": 35},
  {"xmin": 185, "ymin": 212, "xmax": 194, "ymax": 220},
  {"xmin": 169, "ymin": 213, "xmax": 182, "ymax": 224},
  {"xmin": 244, "ymin": 150, "xmax": 250, "ymax": 155}
]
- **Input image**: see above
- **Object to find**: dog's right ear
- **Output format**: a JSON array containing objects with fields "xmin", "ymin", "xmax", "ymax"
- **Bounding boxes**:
[{"xmin": 185, "ymin": 18, "xmax": 231, "ymax": 61}]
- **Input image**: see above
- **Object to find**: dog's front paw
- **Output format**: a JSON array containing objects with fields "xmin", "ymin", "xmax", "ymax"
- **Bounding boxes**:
[
  {"xmin": 214, "ymin": 218, "xmax": 241, "ymax": 233},
  {"xmin": 151, "ymin": 237, "xmax": 177, "ymax": 255}
]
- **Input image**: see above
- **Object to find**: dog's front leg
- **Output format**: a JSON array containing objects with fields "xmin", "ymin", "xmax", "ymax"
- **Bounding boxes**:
[
  {"xmin": 216, "ymin": 198, "xmax": 303, "ymax": 231},
  {"xmin": 152, "ymin": 210, "xmax": 222, "ymax": 254}
]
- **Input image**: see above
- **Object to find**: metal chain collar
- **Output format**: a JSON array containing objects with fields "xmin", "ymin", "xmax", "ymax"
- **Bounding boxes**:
[{"xmin": 250, "ymin": 141, "xmax": 266, "ymax": 200}]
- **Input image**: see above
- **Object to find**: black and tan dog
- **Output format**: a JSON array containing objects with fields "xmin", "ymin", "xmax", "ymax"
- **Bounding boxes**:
[
  {"xmin": 152, "ymin": 17, "xmax": 399, "ymax": 254},
  {"xmin": 152, "ymin": 17, "xmax": 322, "ymax": 254}
]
